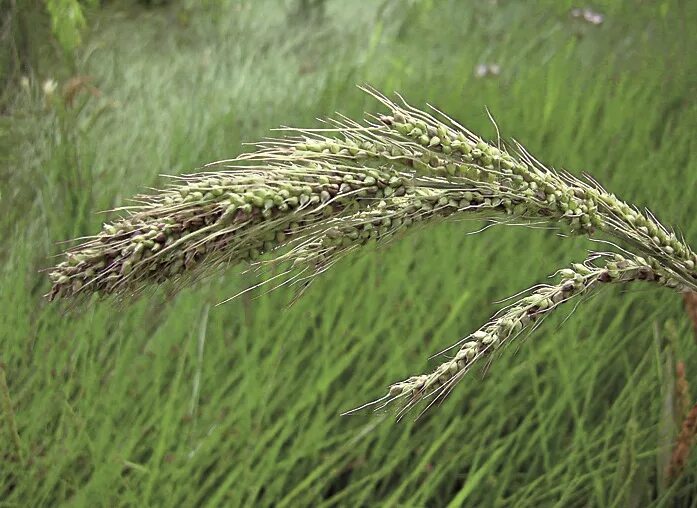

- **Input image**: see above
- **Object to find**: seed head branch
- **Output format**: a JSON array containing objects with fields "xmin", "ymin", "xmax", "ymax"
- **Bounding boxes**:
[{"xmin": 353, "ymin": 253, "xmax": 687, "ymax": 417}]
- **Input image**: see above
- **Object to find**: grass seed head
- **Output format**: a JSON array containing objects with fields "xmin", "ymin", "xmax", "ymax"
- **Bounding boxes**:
[{"xmin": 46, "ymin": 87, "xmax": 697, "ymax": 419}]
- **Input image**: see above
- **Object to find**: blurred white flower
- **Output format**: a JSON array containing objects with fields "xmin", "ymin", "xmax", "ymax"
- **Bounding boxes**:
[
  {"xmin": 42, "ymin": 78, "xmax": 58, "ymax": 97},
  {"xmin": 20, "ymin": 76, "xmax": 30, "ymax": 90},
  {"xmin": 474, "ymin": 63, "xmax": 501, "ymax": 79},
  {"xmin": 571, "ymin": 7, "xmax": 604, "ymax": 25},
  {"xmin": 584, "ymin": 11, "xmax": 604, "ymax": 25}
]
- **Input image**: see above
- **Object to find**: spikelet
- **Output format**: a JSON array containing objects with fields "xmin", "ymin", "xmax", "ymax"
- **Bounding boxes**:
[
  {"xmin": 675, "ymin": 361, "xmax": 692, "ymax": 423},
  {"xmin": 667, "ymin": 402, "xmax": 697, "ymax": 482}
]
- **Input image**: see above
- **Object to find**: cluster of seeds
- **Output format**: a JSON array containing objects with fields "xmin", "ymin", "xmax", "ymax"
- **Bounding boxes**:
[
  {"xmin": 48, "ymin": 165, "xmax": 408, "ymax": 299},
  {"xmin": 379, "ymin": 253, "xmax": 686, "ymax": 413},
  {"xmin": 389, "ymin": 111, "xmax": 602, "ymax": 231},
  {"xmin": 236, "ymin": 90, "xmax": 697, "ymax": 294},
  {"xmin": 268, "ymin": 113, "xmax": 610, "ymax": 278},
  {"xmin": 365, "ymin": 93, "xmax": 697, "ymax": 289},
  {"xmin": 591, "ymin": 190, "xmax": 697, "ymax": 283},
  {"xmin": 290, "ymin": 187, "xmax": 511, "ymax": 268}
]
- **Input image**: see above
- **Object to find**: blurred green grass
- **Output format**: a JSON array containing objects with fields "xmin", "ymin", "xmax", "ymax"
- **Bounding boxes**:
[{"xmin": 2, "ymin": 0, "xmax": 697, "ymax": 505}]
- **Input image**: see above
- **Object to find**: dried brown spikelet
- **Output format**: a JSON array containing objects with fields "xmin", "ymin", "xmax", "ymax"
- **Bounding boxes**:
[
  {"xmin": 675, "ymin": 361, "xmax": 692, "ymax": 423},
  {"xmin": 667, "ymin": 402, "xmax": 697, "ymax": 482}
]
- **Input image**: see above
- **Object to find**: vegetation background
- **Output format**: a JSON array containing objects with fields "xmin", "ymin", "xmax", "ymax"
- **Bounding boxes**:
[{"xmin": 2, "ymin": 0, "xmax": 696, "ymax": 505}]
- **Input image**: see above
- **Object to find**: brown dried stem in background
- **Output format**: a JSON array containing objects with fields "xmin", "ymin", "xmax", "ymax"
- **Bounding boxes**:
[
  {"xmin": 667, "ymin": 402, "xmax": 697, "ymax": 483},
  {"xmin": 683, "ymin": 292, "xmax": 697, "ymax": 342}
]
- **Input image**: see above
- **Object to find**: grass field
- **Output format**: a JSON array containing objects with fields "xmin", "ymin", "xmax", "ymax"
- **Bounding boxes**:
[{"xmin": 2, "ymin": 0, "xmax": 697, "ymax": 505}]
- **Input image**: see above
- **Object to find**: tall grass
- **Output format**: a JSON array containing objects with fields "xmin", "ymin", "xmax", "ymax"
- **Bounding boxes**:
[{"xmin": 2, "ymin": 0, "xmax": 697, "ymax": 505}]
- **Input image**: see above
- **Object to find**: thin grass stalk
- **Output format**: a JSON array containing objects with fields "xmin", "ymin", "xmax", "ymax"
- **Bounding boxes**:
[{"xmin": 0, "ymin": 364, "xmax": 23, "ymax": 465}]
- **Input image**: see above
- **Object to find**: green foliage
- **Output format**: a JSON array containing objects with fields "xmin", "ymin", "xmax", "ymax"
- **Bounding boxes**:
[{"xmin": 45, "ymin": 0, "xmax": 96, "ymax": 52}]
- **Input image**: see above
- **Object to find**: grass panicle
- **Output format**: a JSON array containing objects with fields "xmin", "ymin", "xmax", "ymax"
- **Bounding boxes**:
[
  {"xmin": 47, "ymin": 88, "xmax": 697, "ymax": 416},
  {"xmin": 352, "ymin": 253, "xmax": 686, "ymax": 416}
]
